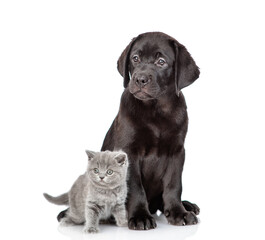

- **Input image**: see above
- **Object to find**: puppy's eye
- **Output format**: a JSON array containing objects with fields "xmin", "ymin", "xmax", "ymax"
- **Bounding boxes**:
[
  {"xmin": 132, "ymin": 55, "xmax": 140, "ymax": 63},
  {"xmin": 157, "ymin": 58, "xmax": 166, "ymax": 66},
  {"xmin": 106, "ymin": 169, "xmax": 113, "ymax": 175},
  {"xmin": 94, "ymin": 168, "xmax": 99, "ymax": 174}
]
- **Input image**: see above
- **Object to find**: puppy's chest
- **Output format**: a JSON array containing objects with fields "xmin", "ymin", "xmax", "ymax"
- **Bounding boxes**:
[
  {"xmin": 134, "ymin": 122, "xmax": 177, "ymax": 162},
  {"xmin": 146, "ymin": 122, "xmax": 161, "ymax": 138},
  {"xmin": 143, "ymin": 119, "xmax": 176, "ymax": 144},
  {"xmin": 146, "ymin": 110, "xmax": 177, "ymax": 133},
  {"xmin": 136, "ymin": 119, "xmax": 179, "ymax": 159}
]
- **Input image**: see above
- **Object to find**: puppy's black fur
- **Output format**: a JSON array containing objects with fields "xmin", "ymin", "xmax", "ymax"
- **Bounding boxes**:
[
  {"xmin": 57, "ymin": 32, "xmax": 200, "ymax": 230},
  {"xmin": 102, "ymin": 32, "xmax": 200, "ymax": 229}
]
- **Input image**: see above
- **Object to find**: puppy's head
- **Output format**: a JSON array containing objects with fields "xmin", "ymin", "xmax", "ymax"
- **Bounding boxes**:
[{"xmin": 117, "ymin": 32, "xmax": 200, "ymax": 100}]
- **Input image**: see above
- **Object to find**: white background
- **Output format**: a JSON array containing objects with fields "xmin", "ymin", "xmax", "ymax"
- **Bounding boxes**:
[{"xmin": 0, "ymin": 0, "xmax": 265, "ymax": 239}]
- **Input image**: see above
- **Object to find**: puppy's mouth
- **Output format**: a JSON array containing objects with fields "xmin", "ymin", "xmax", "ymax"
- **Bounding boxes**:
[{"xmin": 131, "ymin": 90, "xmax": 155, "ymax": 101}]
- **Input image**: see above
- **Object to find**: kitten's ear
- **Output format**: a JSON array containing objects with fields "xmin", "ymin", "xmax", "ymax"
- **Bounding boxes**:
[
  {"xmin": 85, "ymin": 150, "xmax": 96, "ymax": 161},
  {"xmin": 114, "ymin": 152, "xmax": 127, "ymax": 166}
]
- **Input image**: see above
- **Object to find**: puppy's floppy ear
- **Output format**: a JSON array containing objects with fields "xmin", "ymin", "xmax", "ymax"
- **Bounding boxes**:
[
  {"xmin": 117, "ymin": 37, "xmax": 137, "ymax": 88},
  {"xmin": 173, "ymin": 41, "xmax": 200, "ymax": 96}
]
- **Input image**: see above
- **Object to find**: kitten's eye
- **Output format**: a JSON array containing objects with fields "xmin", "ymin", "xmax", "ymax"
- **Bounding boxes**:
[
  {"xmin": 157, "ymin": 58, "xmax": 166, "ymax": 66},
  {"xmin": 106, "ymin": 169, "xmax": 113, "ymax": 175},
  {"xmin": 93, "ymin": 168, "xmax": 99, "ymax": 174},
  {"xmin": 132, "ymin": 55, "xmax": 140, "ymax": 63}
]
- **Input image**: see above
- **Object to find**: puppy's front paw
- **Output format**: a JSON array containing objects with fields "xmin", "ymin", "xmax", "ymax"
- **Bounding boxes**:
[
  {"xmin": 83, "ymin": 226, "xmax": 99, "ymax": 234},
  {"xmin": 165, "ymin": 207, "xmax": 198, "ymax": 226},
  {"xmin": 128, "ymin": 212, "xmax": 156, "ymax": 230}
]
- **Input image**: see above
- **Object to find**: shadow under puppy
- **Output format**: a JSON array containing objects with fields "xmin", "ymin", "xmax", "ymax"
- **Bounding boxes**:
[{"xmin": 44, "ymin": 150, "xmax": 128, "ymax": 233}]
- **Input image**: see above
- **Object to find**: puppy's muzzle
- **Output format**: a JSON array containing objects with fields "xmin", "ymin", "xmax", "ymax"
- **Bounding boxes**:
[{"xmin": 134, "ymin": 73, "xmax": 152, "ymax": 88}]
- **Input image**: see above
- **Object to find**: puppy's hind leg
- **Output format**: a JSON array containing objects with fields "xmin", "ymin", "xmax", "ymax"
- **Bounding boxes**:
[
  {"xmin": 182, "ymin": 201, "xmax": 200, "ymax": 215},
  {"xmin": 57, "ymin": 208, "xmax": 69, "ymax": 222}
]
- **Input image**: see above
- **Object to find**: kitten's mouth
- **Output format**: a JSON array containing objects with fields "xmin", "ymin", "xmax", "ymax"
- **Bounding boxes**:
[
  {"xmin": 98, "ymin": 180, "xmax": 106, "ymax": 185},
  {"xmin": 95, "ymin": 181, "xmax": 111, "ymax": 189}
]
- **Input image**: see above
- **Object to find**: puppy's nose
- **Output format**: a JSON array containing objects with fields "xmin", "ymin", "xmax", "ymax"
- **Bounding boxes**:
[{"xmin": 135, "ymin": 74, "xmax": 150, "ymax": 88}]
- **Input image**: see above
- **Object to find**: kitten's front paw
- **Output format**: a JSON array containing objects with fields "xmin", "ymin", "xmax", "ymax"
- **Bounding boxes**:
[
  {"xmin": 83, "ymin": 226, "xmax": 99, "ymax": 234},
  {"xmin": 116, "ymin": 220, "xmax": 128, "ymax": 227}
]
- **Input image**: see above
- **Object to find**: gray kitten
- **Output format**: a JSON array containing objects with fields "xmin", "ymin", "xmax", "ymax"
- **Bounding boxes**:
[{"xmin": 44, "ymin": 150, "xmax": 128, "ymax": 233}]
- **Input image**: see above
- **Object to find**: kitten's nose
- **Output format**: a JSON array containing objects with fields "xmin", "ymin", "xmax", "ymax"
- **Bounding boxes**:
[{"xmin": 99, "ymin": 176, "xmax": 105, "ymax": 180}]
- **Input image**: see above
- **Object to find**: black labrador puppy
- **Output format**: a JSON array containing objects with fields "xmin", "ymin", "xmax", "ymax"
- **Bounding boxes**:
[
  {"xmin": 101, "ymin": 32, "xmax": 200, "ymax": 229},
  {"xmin": 57, "ymin": 32, "xmax": 200, "ymax": 230}
]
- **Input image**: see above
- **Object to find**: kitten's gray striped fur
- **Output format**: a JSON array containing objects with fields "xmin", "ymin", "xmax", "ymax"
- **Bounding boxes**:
[{"xmin": 44, "ymin": 150, "xmax": 128, "ymax": 233}]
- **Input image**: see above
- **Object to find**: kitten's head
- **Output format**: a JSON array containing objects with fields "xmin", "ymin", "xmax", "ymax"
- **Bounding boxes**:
[{"xmin": 85, "ymin": 150, "xmax": 128, "ymax": 189}]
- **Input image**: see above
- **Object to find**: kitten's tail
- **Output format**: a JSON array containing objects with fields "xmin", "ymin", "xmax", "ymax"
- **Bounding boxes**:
[{"xmin": 43, "ymin": 192, "xmax": 69, "ymax": 205}]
